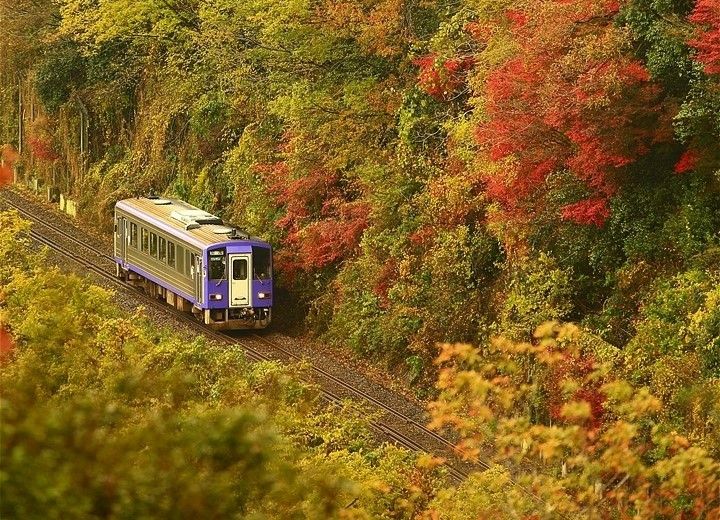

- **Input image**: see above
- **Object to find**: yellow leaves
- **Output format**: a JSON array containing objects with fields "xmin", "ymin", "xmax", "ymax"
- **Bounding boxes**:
[
  {"xmin": 614, "ymin": 387, "xmax": 662, "ymax": 420},
  {"xmin": 456, "ymin": 438, "xmax": 482, "ymax": 462},
  {"xmin": 435, "ymin": 342, "xmax": 478, "ymax": 365},
  {"xmin": 368, "ymin": 479, "xmax": 392, "ymax": 494},
  {"xmin": 490, "ymin": 335, "xmax": 535, "ymax": 356},
  {"xmin": 537, "ymin": 437, "xmax": 562, "ymax": 461},
  {"xmin": 416, "ymin": 453, "xmax": 446, "ymax": 470},
  {"xmin": 670, "ymin": 431, "xmax": 690, "ymax": 450},
  {"xmin": 560, "ymin": 378, "xmax": 580, "ymax": 396},
  {"xmin": 533, "ymin": 320, "xmax": 561, "ymax": 339},
  {"xmin": 467, "ymin": 401, "xmax": 495, "ymax": 421},
  {"xmin": 428, "ymin": 319, "xmax": 720, "ymax": 516},
  {"xmin": 559, "ymin": 400, "xmax": 592, "ymax": 424},
  {"xmin": 601, "ymin": 379, "xmax": 634, "ymax": 402}
]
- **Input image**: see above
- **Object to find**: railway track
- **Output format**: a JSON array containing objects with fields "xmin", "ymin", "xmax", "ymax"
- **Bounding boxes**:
[
  {"xmin": 2, "ymin": 191, "xmax": 565, "ymax": 514},
  {"xmin": 0, "ymin": 194, "xmax": 476, "ymax": 483}
]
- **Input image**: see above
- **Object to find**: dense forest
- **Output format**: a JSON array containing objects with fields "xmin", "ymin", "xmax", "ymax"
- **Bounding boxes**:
[
  {"xmin": 2, "ymin": 0, "xmax": 720, "ymax": 516},
  {"xmin": 2, "ymin": 210, "xmax": 720, "ymax": 517}
]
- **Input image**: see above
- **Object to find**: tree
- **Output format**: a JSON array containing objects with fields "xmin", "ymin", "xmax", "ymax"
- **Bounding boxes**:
[
  {"xmin": 472, "ymin": 0, "xmax": 671, "ymax": 228},
  {"xmin": 428, "ymin": 323, "xmax": 720, "ymax": 518},
  {"xmin": 690, "ymin": 0, "xmax": 720, "ymax": 75}
]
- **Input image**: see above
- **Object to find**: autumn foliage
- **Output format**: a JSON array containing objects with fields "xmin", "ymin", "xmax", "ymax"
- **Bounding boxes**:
[
  {"xmin": 430, "ymin": 323, "xmax": 720, "ymax": 518},
  {"xmin": 4, "ymin": 0, "xmax": 720, "ymax": 515},
  {"xmin": 260, "ymin": 161, "xmax": 369, "ymax": 275},
  {"xmin": 415, "ymin": 54, "xmax": 475, "ymax": 101},
  {"xmin": 27, "ymin": 136, "xmax": 59, "ymax": 162},
  {"xmin": 0, "ymin": 145, "xmax": 18, "ymax": 187},
  {"xmin": 0, "ymin": 328, "xmax": 15, "ymax": 360},
  {"xmin": 690, "ymin": 0, "xmax": 720, "ymax": 74},
  {"xmin": 475, "ymin": 1, "xmax": 670, "ymax": 227}
]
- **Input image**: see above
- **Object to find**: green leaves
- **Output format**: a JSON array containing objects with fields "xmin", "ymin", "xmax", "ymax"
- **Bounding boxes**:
[{"xmin": 0, "ymin": 212, "xmax": 452, "ymax": 519}]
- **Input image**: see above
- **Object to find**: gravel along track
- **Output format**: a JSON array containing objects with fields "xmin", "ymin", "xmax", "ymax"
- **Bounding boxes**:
[{"xmin": 0, "ymin": 188, "xmax": 490, "ymax": 485}]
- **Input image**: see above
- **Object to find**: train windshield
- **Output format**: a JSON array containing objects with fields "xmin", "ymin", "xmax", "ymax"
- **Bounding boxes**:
[
  {"xmin": 252, "ymin": 247, "xmax": 271, "ymax": 280},
  {"xmin": 209, "ymin": 249, "xmax": 226, "ymax": 280}
]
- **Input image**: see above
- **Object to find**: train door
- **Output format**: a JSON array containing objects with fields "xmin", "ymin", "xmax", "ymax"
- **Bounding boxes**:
[
  {"xmin": 229, "ymin": 254, "xmax": 251, "ymax": 307},
  {"xmin": 193, "ymin": 254, "xmax": 203, "ymax": 304},
  {"xmin": 115, "ymin": 215, "xmax": 126, "ymax": 260}
]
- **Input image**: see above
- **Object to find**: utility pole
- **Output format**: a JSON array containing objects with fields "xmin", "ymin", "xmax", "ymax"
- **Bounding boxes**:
[
  {"xmin": 17, "ymin": 78, "xmax": 23, "ymax": 154},
  {"xmin": 77, "ymin": 98, "xmax": 89, "ymax": 187}
]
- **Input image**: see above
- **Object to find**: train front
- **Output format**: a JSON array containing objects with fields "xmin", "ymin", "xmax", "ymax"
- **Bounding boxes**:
[{"xmin": 203, "ymin": 241, "xmax": 272, "ymax": 330}]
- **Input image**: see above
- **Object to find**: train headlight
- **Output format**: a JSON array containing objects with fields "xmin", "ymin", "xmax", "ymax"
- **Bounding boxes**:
[
  {"xmin": 210, "ymin": 293, "xmax": 223, "ymax": 301},
  {"xmin": 258, "ymin": 292, "xmax": 270, "ymax": 299}
]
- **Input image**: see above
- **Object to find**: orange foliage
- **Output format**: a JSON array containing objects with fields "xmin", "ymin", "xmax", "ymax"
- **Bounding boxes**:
[
  {"xmin": 0, "ymin": 328, "xmax": 15, "ymax": 361},
  {"xmin": 321, "ymin": 0, "xmax": 407, "ymax": 57},
  {"xmin": 430, "ymin": 324, "xmax": 720, "ymax": 517}
]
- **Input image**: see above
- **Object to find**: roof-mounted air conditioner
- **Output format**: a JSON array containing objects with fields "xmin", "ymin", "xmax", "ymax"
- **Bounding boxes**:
[{"xmin": 170, "ymin": 209, "xmax": 223, "ymax": 227}]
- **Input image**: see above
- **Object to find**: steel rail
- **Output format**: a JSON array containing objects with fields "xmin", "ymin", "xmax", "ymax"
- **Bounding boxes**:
[
  {"xmin": 1, "ymin": 195, "xmax": 472, "ymax": 482},
  {"xmin": 5, "ymin": 194, "xmax": 575, "ymax": 511}
]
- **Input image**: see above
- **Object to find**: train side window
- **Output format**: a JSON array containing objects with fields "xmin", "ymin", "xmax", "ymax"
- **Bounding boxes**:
[
  {"xmin": 185, "ymin": 250, "xmax": 192, "ymax": 276},
  {"xmin": 167, "ymin": 242, "xmax": 176, "ymax": 268},
  {"xmin": 130, "ymin": 223, "xmax": 138, "ymax": 248},
  {"xmin": 177, "ymin": 245, "xmax": 184, "ymax": 273},
  {"xmin": 150, "ymin": 233, "xmax": 158, "ymax": 257},
  {"xmin": 141, "ymin": 228, "xmax": 149, "ymax": 253},
  {"xmin": 159, "ymin": 237, "xmax": 167, "ymax": 263}
]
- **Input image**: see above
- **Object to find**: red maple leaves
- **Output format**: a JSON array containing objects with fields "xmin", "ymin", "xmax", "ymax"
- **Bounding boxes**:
[
  {"xmin": 414, "ymin": 54, "xmax": 475, "ymax": 101},
  {"xmin": 674, "ymin": 149, "xmax": 699, "ymax": 174},
  {"xmin": 28, "ymin": 136, "xmax": 59, "ymax": 162},
  {"xmin": 472, "ymin": 1, "xmax": 669, "ymax": 227},
  {"xmin": 548, "ymin": 353, "xmax": 606, "ymax": 430},
  {"xmin": 0, "ymin": 328, "xmax": 15, "ymax": 361},
  {"xmin": 690, "ymin": 0, "xmax": 720, "ymax": 75},
  {"xmin": 0, "ymin": 145, "xmax": 18, "ymax": 187},
  {"xmin": 466, "ymin": 0, "xmax": 720, "ymax": 229},
  {"xmin": 561, "ymin": 198, "xmax": 611, "ymax": 227},
  {"xmin": 260, "ymin": 162, "xmax": 369, "ymax": 276}
]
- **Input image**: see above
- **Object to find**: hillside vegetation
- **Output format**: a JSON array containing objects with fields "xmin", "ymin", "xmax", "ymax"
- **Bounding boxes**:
[
  {"xmin": 2, "ymin": 211, "xmax": 719, "ymax": 517},
  {"xmin": 0, "ymin": 211, "xmax": 447, "ymax": 518},
  {"xmin": 2, "ymin": 0, "xmax": 720, "ymax": 369},
  {"xmin": 2, "ymin": 1, "xmax": 720, "ymax": 515}
]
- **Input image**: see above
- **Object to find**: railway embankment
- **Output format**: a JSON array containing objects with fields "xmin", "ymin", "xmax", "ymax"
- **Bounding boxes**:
[
  {"xmin": 0, "ymin": 185, "xmax": 477, "ymax": 482},
  {"xmin": 0, "ymin": 209, "xmax": 453, "ymax": 516}
]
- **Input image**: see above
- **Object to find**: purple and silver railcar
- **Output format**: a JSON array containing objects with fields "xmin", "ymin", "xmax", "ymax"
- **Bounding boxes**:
[{"xmin": 113, "ymin": 196, "xmax": 272, "ymax": 329}]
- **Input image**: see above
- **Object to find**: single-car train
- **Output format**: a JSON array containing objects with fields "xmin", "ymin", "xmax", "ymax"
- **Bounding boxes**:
[{"xmin": 113, "ymin": 196, "xmax": 272, "ymax": 329}]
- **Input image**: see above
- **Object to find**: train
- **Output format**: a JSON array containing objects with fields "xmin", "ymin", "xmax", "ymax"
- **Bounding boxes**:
[{"xmin": 113, "ymin": 196, "xmax": 272, "ymax": 329}]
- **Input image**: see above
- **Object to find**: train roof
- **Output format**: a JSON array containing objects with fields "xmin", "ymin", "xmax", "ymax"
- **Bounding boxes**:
[{"xmin": 115, "ymin": 196, "xmax": 270, "ymax": 250}]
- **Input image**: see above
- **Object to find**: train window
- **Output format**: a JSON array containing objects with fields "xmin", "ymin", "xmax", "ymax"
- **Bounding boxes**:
[
  {"xmin": 159, "ymin": 237, "xmax": 167, "ymax": 262},
  {"xmin": 252, "ymin": 247, "xmax": 271, "ymax": 279},
  {"xmin": 209, "ymin": 249, "xmax": 226, "ymax": 280},
  {"xmin": 150, "ymin": 233, "xmax": 158, "ymax": 257},
  {"xmin": 232, "ymin": 258, "xmax": 248, "ymax": 280},
  {"xmin": 141, "ymin": 228, "xmax": 149, "ymax": 253},
  {"xmin": 177, "ymin": 245, "xmax": 184, "ymax": 273},
  {"xmin": 130, "ymin": 223, "xmax": 138, "ymax": 248},
  {"xmin": 185, "ymin": 250, "xmax": 192, "ymax": 277},
  {"xmin": 168, "ymin": 242, "xmax": 176, "ymax": 268}
]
